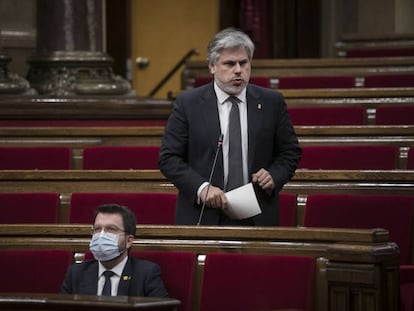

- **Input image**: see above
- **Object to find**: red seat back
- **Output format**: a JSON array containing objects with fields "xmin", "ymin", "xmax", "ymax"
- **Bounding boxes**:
[
  {"xmin": 131, "ymin": 251, "xmax": 196, "ymax": 311},
  {"xmin": 277, "ymin": 75, "xmax": 356, "ymax": 89},
  {"xmin": 0, "ymin": 193, "xmax": 59, "ymax": 224},
  {"xmin": 0, "ymin": 249, "xmax": 73, "ymax": 293},
  {"xmin": 69, "ymin": 192, "xmax": 176, "ymax": 225},
  {"xmin": 303, "ymin": 194, "xmax": 414, "ymax": 265},
  {"xmin": 279, "ymin": 193, "xmax": 297, "ymax": 226},
  {"xmin": 299, "ymin": 145, "xmax": 399, "ymax": 169},
  {"xmin": 0, "ymin": 146, "xmax": 72, "ymax": 169},
  {"xmin": 407, "ymin": 147, "xmax": 414, "ymax": 170},
  {"xmin": 364, "ymin": 74, "xmax": 414, "ymax": 88},
  {"xmin": 200, "ymin": 253, "xmax": 315, "ymax": 311},
  {"xmin": 343, "ymin": 48, "xmax": 414, "ymax": 57},
  {"xmin": 375, "ymin": 106, "xmax": 414, "ymax": 125},
  {"xmin": 288, "ymin": 106, "xmax": 366, "ymax": 125},
  {"xmin": 400, "ymin": 265, "xmax": 414, "ymax": 311},
  {"xmin": 82, "ymin": 146, "xmax": 160, "ymax": 169}
]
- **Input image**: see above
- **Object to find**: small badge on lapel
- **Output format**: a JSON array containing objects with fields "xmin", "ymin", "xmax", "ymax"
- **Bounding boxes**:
[
  {"xmin": 257, "ymin": 103, "xmax": 262, "ymax": 110},
  {"xmin": 122, "ymin": 275, "xmax": 131, "ymax": 281}
]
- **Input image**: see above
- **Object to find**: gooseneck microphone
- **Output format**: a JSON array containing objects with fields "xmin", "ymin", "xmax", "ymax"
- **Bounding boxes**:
[{"xmin": 197, "ymin": 134, "xmax": 224, "ymax": 226}]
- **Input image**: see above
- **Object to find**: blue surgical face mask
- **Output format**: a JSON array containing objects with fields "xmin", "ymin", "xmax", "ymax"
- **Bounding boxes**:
[{"xmin": 89, "ymin": 231, "xmax": 124, "ymax": 262}]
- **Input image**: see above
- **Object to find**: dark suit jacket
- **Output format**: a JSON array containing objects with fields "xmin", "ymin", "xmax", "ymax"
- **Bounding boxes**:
[
  {"xmin": 159, "ymin": 82, "xmax": 301, "ymax": 226},
  {"xmin": 60, "ymin": 256, "xmax": 168, "ymax": 297}
]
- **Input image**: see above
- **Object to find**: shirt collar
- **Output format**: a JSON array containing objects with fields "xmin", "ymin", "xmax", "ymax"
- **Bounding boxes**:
[
  {"xmin": 214, "ymin": 81, "xmax": 246, "ymax": 105},
  {"xmin": 98, "ymin": 255, "xmax": 128, "ymax": 277}
]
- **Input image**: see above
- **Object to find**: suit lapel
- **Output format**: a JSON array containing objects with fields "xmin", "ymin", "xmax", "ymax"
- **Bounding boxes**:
[
  {"xmin": 200, "ymin": 84, "xmax": 224, "ymax": 187},
  {"xmin": 246, "ymin": 86, "xmax": 263, "ymax": 173},
  {"xmin": 79, "ymin": 261, "xmax": 99, "ymax": 295},
  {"xmin": 117, "ymin": 257, "xmax": 133, "ymax": 296}
]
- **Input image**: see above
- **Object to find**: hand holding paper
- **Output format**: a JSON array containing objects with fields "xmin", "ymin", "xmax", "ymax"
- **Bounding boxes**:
[{"xmin": 224, "ymin": 183, "xmax": 262, "ymax": 219}]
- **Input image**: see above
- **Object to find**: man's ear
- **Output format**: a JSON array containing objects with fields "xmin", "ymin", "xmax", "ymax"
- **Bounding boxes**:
[
  {"xmin": 126, "ymin": 235, "xmax": 134, "ymax": 248},
  {"xmin": 209, "ymin": 63, "xmax": 216, "ymax": 75}
]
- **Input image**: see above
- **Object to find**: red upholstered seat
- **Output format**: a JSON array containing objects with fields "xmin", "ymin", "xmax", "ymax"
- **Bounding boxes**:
[
  {"xmin": 194, "ymin": 76, "xmax": 271, "ymax": 88},
  {"xmin": 82, "ymin": 146, "xmax": 160, "ymax": 169},
  {"xmin": 375, "ymin": 106, "xmax": 414, "ymax": 125},
  {"xmin": 343, "ymin": 48, "xmax": 414, "ymax": 57},
  {"xmin": 363, "ymin": 74, "xmax": 414, "ymax": 88},
  {"xmin": 407, "ymin": 147, "xmax": 414, "ymax": 170},
  {"xmin": 288, "ymin": 106, "xmax": 366, "ymax": 125},
  {"xmin": 279, "ymin": 193, "xmax": 297, "ymax": 226},
  {"xmin": 0, "ymin": 146, "xmax": 72, "ymax": 169},
  {"xmin": 277, "ymin": 75, "xmax": 356, "ymax": 89},
  {"xmin": 0, "ymin": 193, "xmax": 59, "ymax": 224},
  {"xmin": 69, "ymin": 192, "xmax": 176, "ymax": 225},
  {"xmin": 401, "ymin": 265, "xmax": 414, "ymax": 311},
  {"xmin": 0, "ymin": 120, "xmax": 167, "ymax": 126},
  {"xmin": 299, "ymin": 145, "xmax": 399, "ymax": 169},
  {"xmin": 303, "ymin": 194, "xmax": 414, "ymax": 311},
  {"xmin": 131, "ymin": 251, "xmax": 196, "ymax": 311},
  {"xmin": 303, "ymin": 194, "xmax": 414, "ymax": 265},
  {"xmin": 199, "ymin": 253, "xmax": 315, "ymax": 311},
  {"xmin": 0, "ymin": 249, "xmax": 73, "ymax": 293}
]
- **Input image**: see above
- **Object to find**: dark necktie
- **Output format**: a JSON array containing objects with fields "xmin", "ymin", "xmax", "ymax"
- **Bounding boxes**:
[
  {"xmin": 226, "ymin": 96, "xmax": 244, "ymax": 191},
  {"xmin": 102, "ymin": 270, "xmax": 115, "ymax": 296}
]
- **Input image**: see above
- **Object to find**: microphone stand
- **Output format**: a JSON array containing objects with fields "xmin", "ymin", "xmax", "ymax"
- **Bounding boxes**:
[{"xmin": 197, "ymin": 134, "xmax": 223, "ymax": 226}]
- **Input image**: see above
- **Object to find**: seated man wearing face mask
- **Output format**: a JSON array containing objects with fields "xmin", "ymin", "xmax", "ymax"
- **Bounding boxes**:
[{"xmin": 61, "ymin": 203, "xmax": 168, "ymax": 297}]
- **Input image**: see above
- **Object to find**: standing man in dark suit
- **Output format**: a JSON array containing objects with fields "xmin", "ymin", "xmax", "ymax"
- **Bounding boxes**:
[
  {"xmin": 61, "ymin": 204, "xmax": 168, "ymax": 297},
  {"xmin": 159, "ymin": 28, "xmax": 301, "ymax": 226}
]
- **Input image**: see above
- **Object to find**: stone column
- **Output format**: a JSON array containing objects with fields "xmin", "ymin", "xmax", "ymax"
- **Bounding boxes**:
[{"xmin": 27, "ymin": 0, "xmax": 131, "ymax": 96}]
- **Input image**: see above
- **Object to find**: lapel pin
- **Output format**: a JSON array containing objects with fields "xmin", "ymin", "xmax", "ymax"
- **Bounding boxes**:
[
  {"xmin": 123, "ymin": 276, "xmax": 131, "ymax": 281},
  {"xmin": 258, "ymin": 103, "xmax": 262, "ymax": 110}
]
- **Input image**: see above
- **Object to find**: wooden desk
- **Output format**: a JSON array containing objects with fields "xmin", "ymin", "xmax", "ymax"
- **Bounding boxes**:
[
  {"xmin": 0, "ymin": 169, "xmax": 412, "ymax": 224},
  {"xmin": 0, "ymin": 225, "xmax": 400, "ymax": 311},
  {"xmin": 0, "ymin": 293, "xmax": 180, "ymax": 310}
]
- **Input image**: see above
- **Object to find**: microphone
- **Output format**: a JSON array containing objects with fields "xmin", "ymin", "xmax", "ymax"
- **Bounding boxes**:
[{"xmin": 197, "ymin": 133, "xmax": 224, "ymax": 226}]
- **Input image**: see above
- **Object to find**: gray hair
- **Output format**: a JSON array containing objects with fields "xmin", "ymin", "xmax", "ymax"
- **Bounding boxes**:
[{"xmin": 207, "ymin": 28, "xmax": 255, "ymax": 65}]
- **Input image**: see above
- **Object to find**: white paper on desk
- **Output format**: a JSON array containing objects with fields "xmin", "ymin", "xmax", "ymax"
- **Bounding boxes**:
[{"xmin": 224, "ymin": 183, "xmax": 262, "ymax": 219}]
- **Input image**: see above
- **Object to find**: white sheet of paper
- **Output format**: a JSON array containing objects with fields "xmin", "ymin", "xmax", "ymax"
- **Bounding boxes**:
[{"xmin": 224, "ymin": 183, "xmax": 262, "ymax": 219}]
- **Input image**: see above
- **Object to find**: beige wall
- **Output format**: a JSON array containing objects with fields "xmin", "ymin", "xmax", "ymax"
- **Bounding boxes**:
[{"xmin": 131, "ymin": 0, "xmax": 219, "ymax": 98}]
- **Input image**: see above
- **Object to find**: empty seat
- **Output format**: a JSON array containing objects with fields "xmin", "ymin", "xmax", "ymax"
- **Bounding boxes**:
[
  {"xmin": 407, "ymin": 147, "xmax": 414, "ymax": 169},
  {"xmin": 0, "ymin": 192, "xmax": 60, "ymax": 224},
  {"xmin": 194, "ymin": 76, "xmax": 271, "ymax": 88},
  {"xmin": 277, "ymin": 75, "xmax": 356, "ymax": 89},
  {"xmin": 131, "ymin": 251, "xmax": 196, "ymax": 311},
  {"xmin": 0, "ymin": 146, "xmax": 72, "ymax": 169},
  {"xmin": 342, "ymin": 48, "xmax": 414, "ymax": 58},
  {"xmin": 363, "ymin": 74, "xmax": 414, "ymax": 88},
  {"xmin": 279, "ymin": 193, "xmax": 297, "ymax": 226},
  {"xmin": 0, "ymin": 249, "xmax": 73, "ymax": 293},
  {"xmin": 69, "ymin": 192, "xmax": 177, "ymax": 225},
  {"xmin": 401, "ymin": 265, "xmax": 414, "ymax": 311},
  {"xmin": 299, "ymin": 145, "xmax": 399, "ymax": 170},
  {"xmin": 303, "ymin": 193, "xmax": 414, "ymax": 311},
  {"xmin": 303, "ymin": 194, "xmax": 414, "ymax": 265},
  {"xmin": 375, "ymin": 106, "xmax": 414, "ymax": 125},
  {"xmin": 288, "ymin": 106, "xmax": 366, "ymax": 125},
  {"xmin": 82, "ymin": 146, "xmax": 160, "ymax": 169},
  {"xmin": 199, "ymin": 253, "xmax": 315, "ymax": 311}
]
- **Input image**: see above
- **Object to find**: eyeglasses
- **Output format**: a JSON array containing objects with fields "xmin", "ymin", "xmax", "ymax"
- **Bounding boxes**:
[{"xmin": 91, "ymin": 225, "xmax": 126, "ymax": 235}]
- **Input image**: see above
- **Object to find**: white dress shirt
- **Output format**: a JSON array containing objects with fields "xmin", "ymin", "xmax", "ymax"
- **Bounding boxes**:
[{"xmin": 97, "ymin": 256, "xmax": 128, "ymax": 296}]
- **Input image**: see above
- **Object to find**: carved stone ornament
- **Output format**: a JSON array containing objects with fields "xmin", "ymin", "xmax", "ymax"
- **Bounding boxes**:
[
  {"xmin": 26, "ymin": 51, "xmax": 133, "ymax": 96},
  {"xmin": 0, "ymin": 52, "xmax": 36, "ymax": 95}
]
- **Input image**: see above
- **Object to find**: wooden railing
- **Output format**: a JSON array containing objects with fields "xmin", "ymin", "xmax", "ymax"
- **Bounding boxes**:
[
  {"xmin": 0, "ymin": 224, "xmax": 400, "ymax": 311},
  {"xmin": 1, "ymin": 125, "xmax": 413, "ymax": 169},
  {"xmin": 0, "ymin": 169, "xmax": 412, "ymax": 224},
  {"xmin": 182, "ymin": 57, "xmax": 414, "ymax": 89}
]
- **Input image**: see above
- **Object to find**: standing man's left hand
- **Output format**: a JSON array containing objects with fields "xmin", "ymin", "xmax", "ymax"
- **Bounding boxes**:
[{"xmin": 251, "ymin": 168, "xmax": 275, "ymax": 196}]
